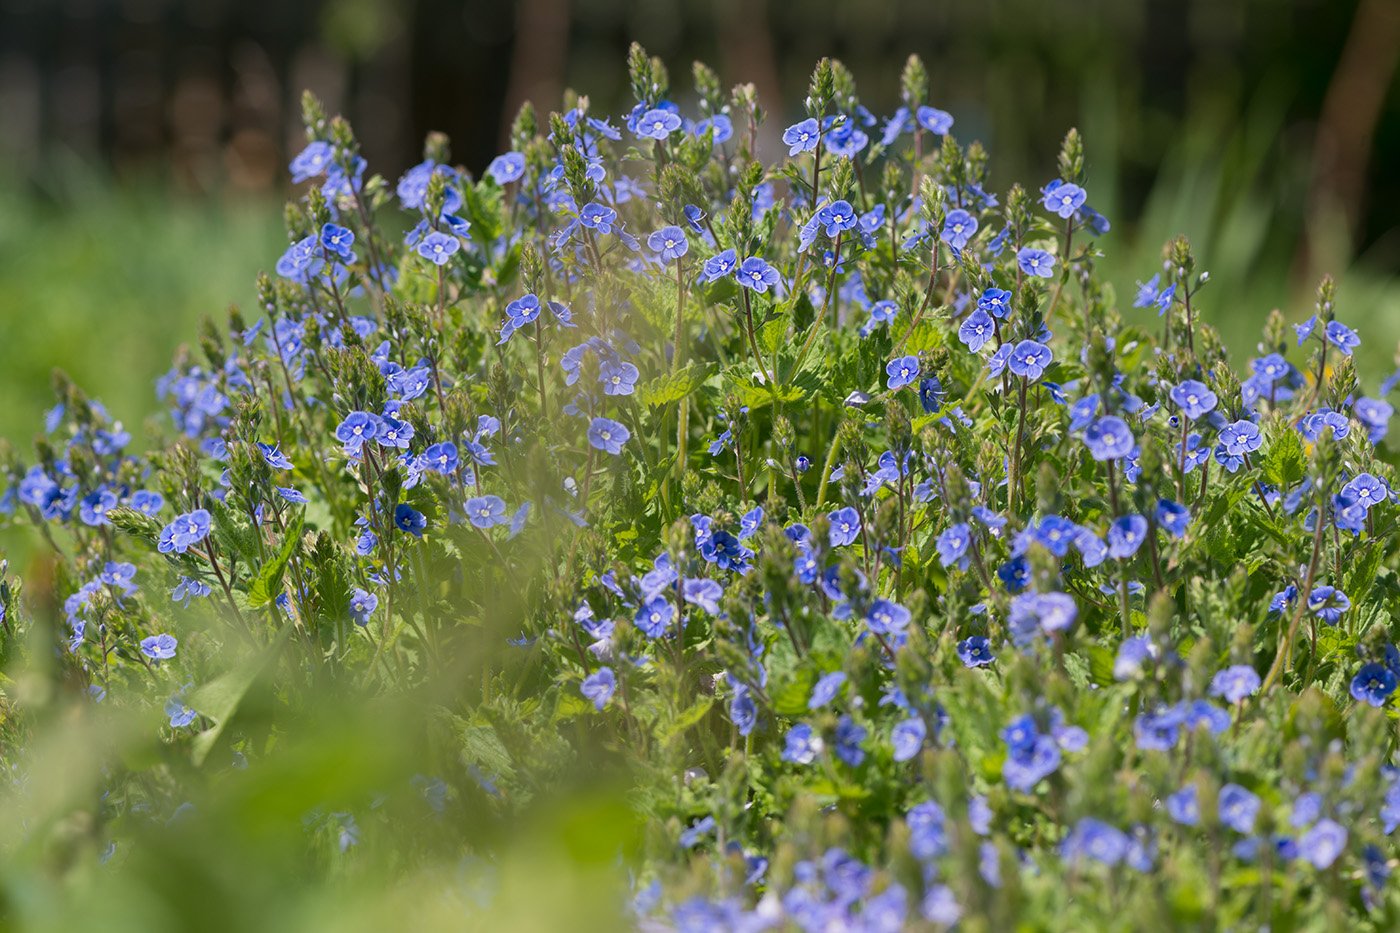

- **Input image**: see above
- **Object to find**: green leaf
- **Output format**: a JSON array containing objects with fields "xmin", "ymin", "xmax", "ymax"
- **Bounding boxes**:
[
  {"xmin": 661, "ymin": 697, "xmax": 713, "ymax": 745},
  {"xmin": 770, "ymin": 667, "xmax": 817, "ymax": 717},
  {"xmin": 903, "ymin": 316, "xmax": 946, "ymax": 354},
  {"xmin": 1346, "ymin": 543, "xmax": 1386, "ymax": 606},
  {"xmin": 727, "ymin": 380, "xmax": 812, "ymax": 411},
  {"xmin": 246, "ymin": 509, "xmax": 304, "ymax": 609},
  {"xmin": 1261, "ymin": 430, "xmax": 1307, "ymax": 488},
  {"xmin": 186, "ymin": 628, "xmax": 291, "ymax": 767},
  {"xmin": 636, "ymin": 362, "xmax": 716, "ymax": 409},
  {"xmin": 757, "ymin": 311, "xmax": 789, "ymax": 357}
]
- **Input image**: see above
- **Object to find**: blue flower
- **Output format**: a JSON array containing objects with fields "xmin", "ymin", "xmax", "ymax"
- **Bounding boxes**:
[
  {"xmin": 1107, "ymin": 514, "xmax": 1148, "ymax": 558},
  {"xmin": 1017, "ymin": 247, "xmax": 1056, "ymax": 278},
  {"xmin": 736, "ymin": 257, "xmax": 780, "ymax": 293},
  {"xmin": 158, "ymin": 509, "xmax": 212, "ymax": 554},
  {"xmin": 978, "ymin": 287, "xmax": 1011, "ymax": 318},
  {"xmin": 866, "ymin": 598, "xmax": 911, "ymax": 634},
  {"xmin": 79, "ymin": 489, "xmax": 117, "ymax": 526},
  {"xmin": 1298, "ymin": 818, "xmax": 1347, "ymax": 869},
  {"xmin": 729, "ymin": 686, "xmax": 757, "ymax": 736},
  {"xmin": 682, "ymin": 578, "xmax": 724, "ymax": 614},
  {"xmin": 886, "ymin": 355, "xmax": 920, "ymax": 390},
  {"xmin": 1008, "ymin": 592, "xmax": 1077, "ymax": 645},
  {"xmin": 647, "ymin": 225, "xmax": 689, "ymax": 261},
  {"xmin": 1002, "ymin": 731, "xmax": 1061, "ymax": 792},
  {"xmin": 465, "ymin": 495, "xmax": 507, "ymax": 529},
  {"xmin": 1295, "ymin": 314, "xmax": 1318, "ymax": 345},
  {"xmin": 1210, "ymin": 665, "xmax": 1261, "ymax": 703},
  {"xmin": 581, "ymin": 667, "xmax": 617, "ymax": 710},
  {"xmin": 486, "ymin": 151, "xmax": 525, "ymax": 184},
  {"xmin": 679, "ymin": 816, "xmax": 716, "ymax": 849},
  {"xmin": 1251, "ymin": 353, "xmax": 1290, "ymax": 384},
  {"xmin": 1325, "ymin": 320, "xmax": 1360, "ymax": 356},
  {"xmin": 827, "ymin": 507, "xmax": 861, "ymax": 547},
  {"xmin": 891, "ymin": 717, "xmax": 927, "ymax": 762},
  {"xmin": 941, "ymin": 209, "xmax": 978, "ymax": 250},
  {"xmin": 171, "ymin": 576, "xmax": 212, "ymax": 607},
  {"xmin": 833, "ymin": 716, "xmax": 867, "ymax": 766},
  {"xmin": 257, "ymin": 442, "xmax": 294, "ymax": 469},
  {"xmin": 418, "ymin": 231, "xmax": 460, "ymax": 265},
  {"xmin": 1061, "ymin": 817, "xmax": 1129, "ymax": 867},
  {"xmin": 1083, "ymin": 415, "xmax": 1134, "ymax": 461},
  {"xmin": 394, "ymin": 503, "xmax": 427, "ymax": 537},
  {"xmin": 1269, "ymin": 584, "xmax": 1299, "ymax": 614},
  {"xmin": 422, "ymin": 442, "xmax": 459, "ymax": 474},
  {"xmin": 587, "ymin": 417, "xmax": 630, "ymax": 455},
  {"xmin": 1307, "ymin": 585, "xmax": 1350, "ymax": 625},
  {"xmin": 702, "ymin": 249, "xmax": 737, "ymax": 282},
  {"xmin": 1156, "ymin": 499, "xmax": 1191, "ymax": 538},
  {"xmin": 349, "ymin": 588, "xmax": 378, "ymax": 626},
  {"xmin": 376, "ymin": 416, "xmax": 414, "ymax": 449},
  {"xmin": 335, "ymin": 411, "xmax": 380, "ymax": 452},
  {"xmin": 165, "ymin": 696, "xmax": 197, "ymax": 728},
  {"xmin": 276, "ymin": 486, "xmax": 308, "ymax": 504},
  {"xmin": 600, "ymin": 361, "xmax": 639, "ymax": 396},
  {"xmin": 782, "ymin": 118, "xmax": 821, "ymax": 154},
  {"xmin": 634, "ymin": 596, "xmax": 674, "ymax": 638},
  {"xmin": 1007, "ymin": 340, "xmax": 1053, "ymax": 381},
  {"xmin": 1341, "ymin": 473, "xmax": 1386, "ymax": 511},
  {"xmin": 1074, "ymin": 526, "xmax": 1108, "ymax": 567},
  {"xmin": 781, "ymin": 723, "xmax": 822, "ymax": 764},
  {"xmin": 987, "ymin": 344, "xmax": 1014, "ymax": 377},
  {"xmin": 1167, "ymin": 785, "xmax": 1200, "ymax": 826},
  {"xmin": 289, "ymin": 140, "xmax": 334, "ymax": 182},
  {"xmin": 1219, "ymin": 783, "xmax": 1261, "ymax": 834},
  {"xmin": 936, "ymin": 522, "xmax": 971, "ymax": 569},
  {"xmin": 918, "ymin": 376, "xmax": 944, "ymax": 413},
  {"xmin": 1214, "ymin": 420, "xmax": 1262, "ymax": 471},
  {"xmin": 915, "ymin": 105, "xmax": 953, "ymax": 134},
  {"xmin": 816, "ymin": 200, "xmax": 859, "ymax": 236},
  {"xmin": 1132, "ymin": 274, "xmax": 1163, "ymax": 308},
  {"xmin": 957, "ymin": 636, "xmax": 995, "ymax": 667},
  {"xmin": 140, "ymin": 633, "xmax": 178, "ymax": 661},
  {"xmin": 809, "ymin": 671, "xmax": 847, "ymax": 709},
  {"xmin": 578, "ymin": 202, "xmax": 617, "ymax": 234},
  {"xmin": 1350, "ymin": 662, "xmax": 1397, "ymax": 707},
  {"xmin": 1356, "ymin": 396, "xmax": 1393, "ymax": 429},
  {"xmin": 498, "ymin": 293, "xmax": 543, "ymax": 343},
  {"xmin": 1043, "ymin": 181, "xmax": 1087, "ymax": 219},
  {"xmin": 635, "ymin": 109, "xmax": 682, "ymax": 140},
  {"xmin": 958, "ymin": 309, "xmax": 995, "ymax": 352},
  {"xmin": 131, "ymin": 490, "xmax": 165, "ymax": 516},
  {"xmin": 694, "ymin": 114, "xmax": 732, "ymax": 143},
  {"xmin": 1169, "ymin": 379, "xmax": 1218, "ymax": 420},
  {"xmin": 320, "ymin": 223, "xmax": 355, "ymax": 260}
]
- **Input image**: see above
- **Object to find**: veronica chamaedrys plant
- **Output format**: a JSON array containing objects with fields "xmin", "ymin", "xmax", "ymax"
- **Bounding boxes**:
[{"xmin": 4, "ymin": 42, "xmax": 1400, "ymax": 931}]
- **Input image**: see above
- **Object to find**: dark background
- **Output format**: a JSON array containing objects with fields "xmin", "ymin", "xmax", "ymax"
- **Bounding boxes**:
[{"xmin": 1, "ymin": 0, "xmax": 1390, "ymax": 257}]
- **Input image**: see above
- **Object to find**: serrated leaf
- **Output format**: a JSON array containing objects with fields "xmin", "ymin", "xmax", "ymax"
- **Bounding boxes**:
[
  {"xmin": 661, "ymin": 697, "xmax": 714, "ymax": 745},
  {"xmin": 770, "ymin": 667, "xmax": 817, "ymax": 717},
  {"xmin": 728, "ymin": 380, "xmax": 812, "ymax": 411},
  {"xmin": 636, "ymin": 362, "xmax": 716, "ymax": 409},
  {"xmin": 246, "ymin": 509, "xmax": 304, "ymax": 609},
  {"xmin": 1346, "ymin": 543, "xmax": 1386, "ymax": 608},
  {"xmin": 1261, "ymin": 429, "xmax": 1307, "ymax": 488},
  {"xmin": 758, "ymin": 312, "xmax": 789, "ymax": 356}
]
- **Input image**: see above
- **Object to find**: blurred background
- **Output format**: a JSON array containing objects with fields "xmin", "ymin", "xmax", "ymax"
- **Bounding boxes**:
[{"xmin": 1, "ymin": 0, "xmax": 1398, "ymax": 446}]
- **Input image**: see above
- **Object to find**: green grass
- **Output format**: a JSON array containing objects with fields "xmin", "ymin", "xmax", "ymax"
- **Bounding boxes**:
[{"xmin": 0, "ymin": 166, "xmax": 284, "ymax": 450}]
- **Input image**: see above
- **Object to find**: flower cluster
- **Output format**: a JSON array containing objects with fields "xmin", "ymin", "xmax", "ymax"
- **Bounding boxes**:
[{"xmin": 3, "ymin": 46, "xmax": 1400, "ymax": 930}]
